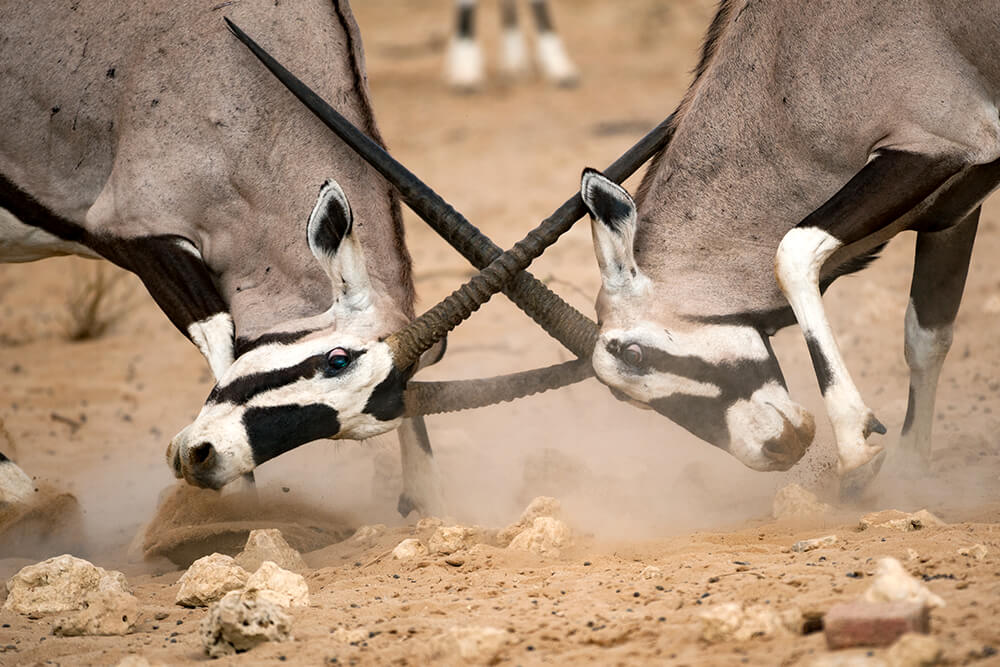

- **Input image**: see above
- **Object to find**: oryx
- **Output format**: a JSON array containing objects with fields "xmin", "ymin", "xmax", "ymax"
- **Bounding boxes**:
[
  {"xmin": 0, "ymin": 0, "xmax": 587, "ymax": 512},
  {"xmin": 446, "ymin": 0, "xmax": 578, "ymax": 90},
  {"xmin": 576, "ymin": 0, "xmax": 1000, "ymax": 477}
]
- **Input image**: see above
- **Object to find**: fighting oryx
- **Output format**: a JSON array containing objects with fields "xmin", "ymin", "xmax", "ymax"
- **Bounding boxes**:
[
  {"xmin": 446, "ymin": 0, "xmax": 578, "ymax": 90},
  {"xmin": 576, "ymin": 0, "xmax": 1000, "ymax": 478},
  {"xmin": 0, "ymin": 0, "xmax": 591, "ymax": 513}
]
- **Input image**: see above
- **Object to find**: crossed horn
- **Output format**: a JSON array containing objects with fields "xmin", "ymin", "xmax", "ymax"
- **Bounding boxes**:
[{"xmin": 226, "ymin": 20, "xmax": 675, "ymax": 414}]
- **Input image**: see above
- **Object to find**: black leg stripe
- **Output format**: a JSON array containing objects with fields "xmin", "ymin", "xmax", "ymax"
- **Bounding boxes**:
[
  {"xmin": 805, "ymin": 335, "xmax": 834, "ymax": 395},
  {"xmin": 457, "ymin": 4, "xmax": 475, "ymax": 38},
  {"xmin": 531, "ymin": 0, "xmax": 554, "ymax": 33}
]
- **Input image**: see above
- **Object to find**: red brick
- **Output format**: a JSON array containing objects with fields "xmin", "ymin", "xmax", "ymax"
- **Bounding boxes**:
[{"xmin": 824, "ymin": 600, "xmax": 930, "ymax": 649}]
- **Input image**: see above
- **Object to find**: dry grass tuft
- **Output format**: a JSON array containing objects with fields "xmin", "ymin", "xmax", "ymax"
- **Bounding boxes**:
[{"xmin": 62, "ymin": 262, "xmax": 136, "ymax": 341}]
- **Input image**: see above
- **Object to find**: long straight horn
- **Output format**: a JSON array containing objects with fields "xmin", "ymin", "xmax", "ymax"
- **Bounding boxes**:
[
  {"xmin": 404, "ymin": 360, "xmax": 593, "ymax": 416},
  {"xmin": 226, "ymin": 19, "xmax": 675, "ymax": 360}
]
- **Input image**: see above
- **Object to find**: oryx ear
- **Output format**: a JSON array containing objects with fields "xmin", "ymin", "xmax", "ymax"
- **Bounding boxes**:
[
  {"xmin": 307, "ymin": 179, "xmax": 374, "ymax": 311},
  {"xmin": 581, "ymin": 168, "xmax": 642, "ymax": 293}
]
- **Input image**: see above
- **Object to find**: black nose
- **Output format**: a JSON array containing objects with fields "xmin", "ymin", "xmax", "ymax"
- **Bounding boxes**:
[{"xmin": 188, "ymin": 442, "xmax": 216, "ymax": 470}]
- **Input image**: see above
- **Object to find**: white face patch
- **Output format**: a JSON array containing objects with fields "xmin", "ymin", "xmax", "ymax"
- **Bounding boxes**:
[
  {"xmin": 169, "ymin": 333, "xmax": 401, "ymax": 488},
  {"xmin": 724, "ymin": 381, "xmax": 814, "ymax": 471},
  {"xmin": 188, "ymin": 312, "xmax": 235, "ymax": 381}
]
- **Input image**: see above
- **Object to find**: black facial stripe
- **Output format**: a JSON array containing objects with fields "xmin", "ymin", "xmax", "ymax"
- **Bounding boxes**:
[
  {"xmin": 650, "ymin": 395, "xmax": 731, "ymax": 449},
  {"xmin": 209, "ymin": 354, "xmax": 326, "ymax": 405},
  {"xmin": 456, "ymin": 4, "xmax": 475, "ymax": 38},
  {"xmin": 235, "ymin": 329, "xmax": 319, "ymax": 358},
  {"xmin": 244, "ymin": 404, "xmax": 341, "ymax": 466},
  {"xmin": 362, "ymin": 365, "xmax": 407, "ymax": 422},
  {"xmin": 804, "ymin": 335, "xmax": 834, "ymax": 395}
]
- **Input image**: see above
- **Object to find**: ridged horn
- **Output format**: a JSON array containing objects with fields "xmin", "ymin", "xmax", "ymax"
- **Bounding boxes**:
[
  {"xmin": 226, "ymin": 19, "xmax": 676, "ymax": 362},
  {"xmin": 403, "ymin": 359, "xmax": 593, "ymax": 416}
]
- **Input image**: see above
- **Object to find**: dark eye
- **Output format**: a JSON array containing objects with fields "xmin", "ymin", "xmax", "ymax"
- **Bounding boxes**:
[
  {"xmin": 327, "ymin": 348, "xmax": 352, "ymax": 373},
  {"xmin": 621, "ymin": 343, "xmax": 643, "ymax": 366}
]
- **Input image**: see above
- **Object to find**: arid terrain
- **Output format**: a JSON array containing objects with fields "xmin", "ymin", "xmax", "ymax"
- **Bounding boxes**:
[{"xmin": 2, "ymin": 0, "xmax": 999, "ymax": 664}]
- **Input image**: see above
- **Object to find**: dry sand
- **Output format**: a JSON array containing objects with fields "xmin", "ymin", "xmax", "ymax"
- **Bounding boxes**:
[{"xmin": 1, "ymin": 0, "xmax": 999, "ymax": 664}]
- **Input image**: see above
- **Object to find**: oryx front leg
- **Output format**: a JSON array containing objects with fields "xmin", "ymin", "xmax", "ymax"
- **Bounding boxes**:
[
  {"xmin": 396, "ymin": 416, "xmax": 445, "ymax": 517},
  {"xmin": 776, "ymin": 228, "xmax": 885, "ymax": 473},
  {"xmin": 776, "ymin": 150, "xmax": 965, "ymax": 473}
]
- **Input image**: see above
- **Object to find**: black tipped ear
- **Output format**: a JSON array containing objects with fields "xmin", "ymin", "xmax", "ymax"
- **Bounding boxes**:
[
  {"xmin": 581, "ymin": 168, "xmax": 636, "ymax": 233},
  {"xmin": 308, "ymin": 179, "xmax": 353, "ymax": 261}
]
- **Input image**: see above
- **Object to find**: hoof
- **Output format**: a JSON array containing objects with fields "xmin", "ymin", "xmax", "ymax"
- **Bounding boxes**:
[
  {"xmin": 839, "ymin": 449, "xmax": 886, "ymax": 500},
  {"xmin": 397, "ymin": 493, "xmax": 417, "ymax": 518}
]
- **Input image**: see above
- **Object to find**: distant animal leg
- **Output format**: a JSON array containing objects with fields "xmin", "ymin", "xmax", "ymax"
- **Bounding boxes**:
[
  {"xmin": 499, "ymin": 0, "xmax": 528, "ymax": 77},
  {"xmin": 530, "ymin": 0, "xmax": 578, "ymax": 86},
  {"xmin": 775, "ymin": 150, "xmax": 964, "ymax": 474},
  {"xmin": 446, "ymin": 0, "xmax": 484, "ymax": 90},
  {"xmin": 396, "ymin": 416, "xmax": 445, "ymax": 517}
]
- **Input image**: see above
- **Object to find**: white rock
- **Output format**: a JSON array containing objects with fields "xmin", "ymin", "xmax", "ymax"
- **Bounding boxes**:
[
  {"xmin": 3, "ymin": 554, "xmax": 131, "ymax": 615},
  {"xmin": 497, "ymin": 496, "xmax": 561, "ymax": 545},
  {"xmin": 392, "ymin": 538, "xmax": 428, "ymax": 560},
  {"xmin": 700, "ymin": 602, "xmax": 802, "ymax": 643},
  {"xmin": 957, "ymin": 544, "xmax": 988, "ymax": 561},
  {"xmin": 792, "ymin": 535, "xmax": 838, "ymax": 552},
  {"xmin": 640, "ymin": 565, "xmax": 663, "ymax": 580},
  {"xmin": 52, "ymin": 590, "xmax": 140, "ymax": 636},
  {"xmin": 507, "ymin": 517, "xmax": 570, "ymax": 556},
  {"xmin": 243, "ymin": 561, "xmax": 309, "ymax": 608},
  {"xmin": 772, "ymin": 484, "xmax": 832, "ymax": 519},
  {"xmin": 429, "ymin": 525, "xmax": 479, "ymax": 555},
  {"xmin": 885, "ymin": 632, "xmax": 943, "ymax": 667},
  {"xmin": 235, "ymin": 529, "xmax": 307, "ymax": 573},
  {"xmin": 431, "ymin": 625, "xmax": 507, "ymax": 664},
  {"xmin": 200, "ymin": 589, "xmax": 292, "ymax": 658},
  {"xmin": 332, "ymin": 626, "xmax": 369, "ymax": 644},
  {"xmin": 351, "ymin": 524, "xmax": 386, "ymax": 544},
  {"xmin": 862, "ymin": 557, "xmax": 945, "ymax": 609},
  {"xmin": 859, "ymin": 510, "xmax": 945, "ymax": 532},
  {"xmin": 416, "ymin": 517, "xmax": 444, "ymax": 532},
  {"xmin": 175, "ymin": 553, "xmax": 248, "ymax": 608}
]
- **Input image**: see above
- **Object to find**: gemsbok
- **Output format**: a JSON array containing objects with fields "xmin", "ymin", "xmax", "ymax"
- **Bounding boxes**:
[
  {"xmin": 445, "ymin": 0, "xmax": 579, "ymax": 90},
  {"xmin": 575, "ymin": 0, "xmax": 1000, "ymax": 480},
  {"xmin": 0, "ymin": 0, "xmax": 598, "ymax": 515}
]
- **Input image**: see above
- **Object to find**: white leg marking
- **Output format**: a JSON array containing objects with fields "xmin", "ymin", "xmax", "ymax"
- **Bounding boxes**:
[
  {"xmin": 445, "ymin": 36, "xmax": 484, "ymax": 90},
  {"xmin": 500, "ymin": 27, "xmax": 528, "ymax": 76},
  {"xmin": 188, "ymin": 312, "xmax": 235, "ymax": 381},
  {"xmin": 899, "ymin": 299, "xmax": 952, "ymax": 464},
  {"xmin": 397, "ymin": 417, "xmax": 445, "ymax": 516},
  {"xmin": 535, "ymin": 32, "xmax": 578, "ymax": 86},
  {"xmin": 0, "ymin": 458, "xmax": 35, "ymax": 505},
  {"xmin": 776, "ymin": 227, "xmax": 882, "ymax": 474}
]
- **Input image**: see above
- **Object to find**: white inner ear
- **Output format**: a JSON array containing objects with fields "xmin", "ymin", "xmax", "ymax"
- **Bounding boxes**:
[
  {"xmin": 582, "ymin": 173, "xmax": 643, "ymax": 294},
  {"xmin": 307, "ymin": 180, "xmax": 375, "ymax": 314}
]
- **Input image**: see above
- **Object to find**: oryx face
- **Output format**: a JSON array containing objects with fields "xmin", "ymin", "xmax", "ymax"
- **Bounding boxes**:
[
  {"xmin": 168, "ymin": 180, "xmax": 408, "ymax": 489},
  {"xmin": 581, "ymin": 170, "xmax": 815, "ymax": 471}
]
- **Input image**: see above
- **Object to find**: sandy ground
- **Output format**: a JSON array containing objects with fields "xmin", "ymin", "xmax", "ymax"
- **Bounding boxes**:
[{"xmin": 2, "ymin": 0, "xmax": 1000, "ymax": 664}]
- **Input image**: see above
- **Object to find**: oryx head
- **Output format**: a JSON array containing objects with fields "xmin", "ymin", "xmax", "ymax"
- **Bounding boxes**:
[{"xmin": 580, "ymin": 169, "xmax": 815, "ymax": 471}]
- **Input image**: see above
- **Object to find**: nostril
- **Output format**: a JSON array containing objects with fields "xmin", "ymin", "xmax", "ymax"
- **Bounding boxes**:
[{"xmin": 189, "ymin": 442, "xmax": 215, "ymax": 468}]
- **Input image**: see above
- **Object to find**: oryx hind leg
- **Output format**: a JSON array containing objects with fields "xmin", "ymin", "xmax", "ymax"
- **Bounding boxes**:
[
  {"xmin": 446, "ymin": 0, "xmax": 484, "ymax": 91},
  {"xmin": 776, "ymin": 150, "xmax": 966, "ymax": 474},
  {"xmin": 499, "ymin": 0, "xmax": 528, "ymax": 77},
  {"xmin": 395, "ymin": 415, "xmax": 445, "ymax": 517},
  {"xmin": 530, "ymin": 0, "xmax": 578, "ymax": 86}
]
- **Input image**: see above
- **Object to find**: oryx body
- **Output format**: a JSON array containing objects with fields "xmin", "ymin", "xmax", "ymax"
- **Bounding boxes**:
[
  {"xmin": 445, "ymin": 0, "xmax": 578, "ymax": 90},
  {"xmin": 0, "ymin": 0, "xmax": 442, "ymax": 508},
  {"xmin": 580, "ymin": 0, "xmax": 1000, "ymax": 476}
]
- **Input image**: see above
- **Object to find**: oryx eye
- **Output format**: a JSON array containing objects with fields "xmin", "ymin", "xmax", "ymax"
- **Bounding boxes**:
[
  {"xmin": 327, "ymin": 348, "xmax": 352, "ymax": 373},
  {"xmin": 621, "ymin": 343, "xmax": 643, "ymax": 367}
]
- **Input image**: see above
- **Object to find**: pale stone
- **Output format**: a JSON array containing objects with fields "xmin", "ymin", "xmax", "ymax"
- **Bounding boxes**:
[
  {"xmin": 175, "ymin": 553, "xmax": 248, "ymax": 608},
  {"xmin": 350, "ymin": 524, "xmax": 386, "ymax": 544},
  {"xmin": 52, "ymin": 590, "xmax": 140, "ymax": 636},
  {"xmin": 416, "ymin": 517, "xmax": 444, "ymax": 531},
  {"xmin": 392, "ymin": 538, "xmax": 428, "ymax": 560},
  {"xmin": 200, "ymin": 589, "xmax": 292, "ymax": 658},
  {"xmin": 809, "ymin": 653, "xmax": 888, "ymax": 667},
  {"xmin": 429, "ymin": 525, "xmax": 479, "ymax": 555},
  {"xmin": 431, "ymin": 625, "xmax": 507, "ymax": 664},
  {"xmin": 700, "ymin": 602, "xmax": 801, "ymax": 643},
  {"xmin": 957, "ymin": 544, "xmax": 988, "ymax": 561},
  {"xmin": 115, "ymin": 657, "xmax": 167, "ymax": 667},
  {"xmin": 772, "ymin": 484, "xmax": 832, "ymax": 519},
  {"xmin": 332, "ymin": 626, "xmax": 369, "ymax": 644},
  {"xmin": 885, "ymin": 633, "xmax": 943, "ymax": 667},
  {"xmin": 235, "ymin": 529, "xmax": 307, "ymax": 573},
  {"xmin": 507, "ymin": 517, "xmax": 570, "ymax": 556},
  {"xmin": 243, "ymin": 561, "xmax": 309, "ymax": 608},
  {"xmin": 859, "ymin": 510, "xmax": 945, "ymax": 532},
  {"xmin": 4, "ymin": 554, "xmax": 131, "ymax": 615},
  {"xmin": 906, "ymin": 549, "xmax": 920, "ymax": 561},
  {"xmin": 792, "ymin": 535, "xmax": 838, "ymax": 552},
  {"xmin": 497, "ymin": 496, "xmax": 561, "ymax": 545},
  {"xmin": 640, "ymin": 565, "xmax": 663, "ymax": 580},
  {"xmin": 862, "ymin": 558, "xmax": 945, "ymax": 609}
]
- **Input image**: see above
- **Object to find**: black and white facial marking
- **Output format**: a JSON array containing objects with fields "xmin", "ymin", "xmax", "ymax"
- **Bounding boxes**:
[
  {"xmin": 168, "ymin": 180, "xmax": 407, "ymax": 489},
  {"xmin": 582, "ymin": 169, "xmax": 815, "ymax": 471}
]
